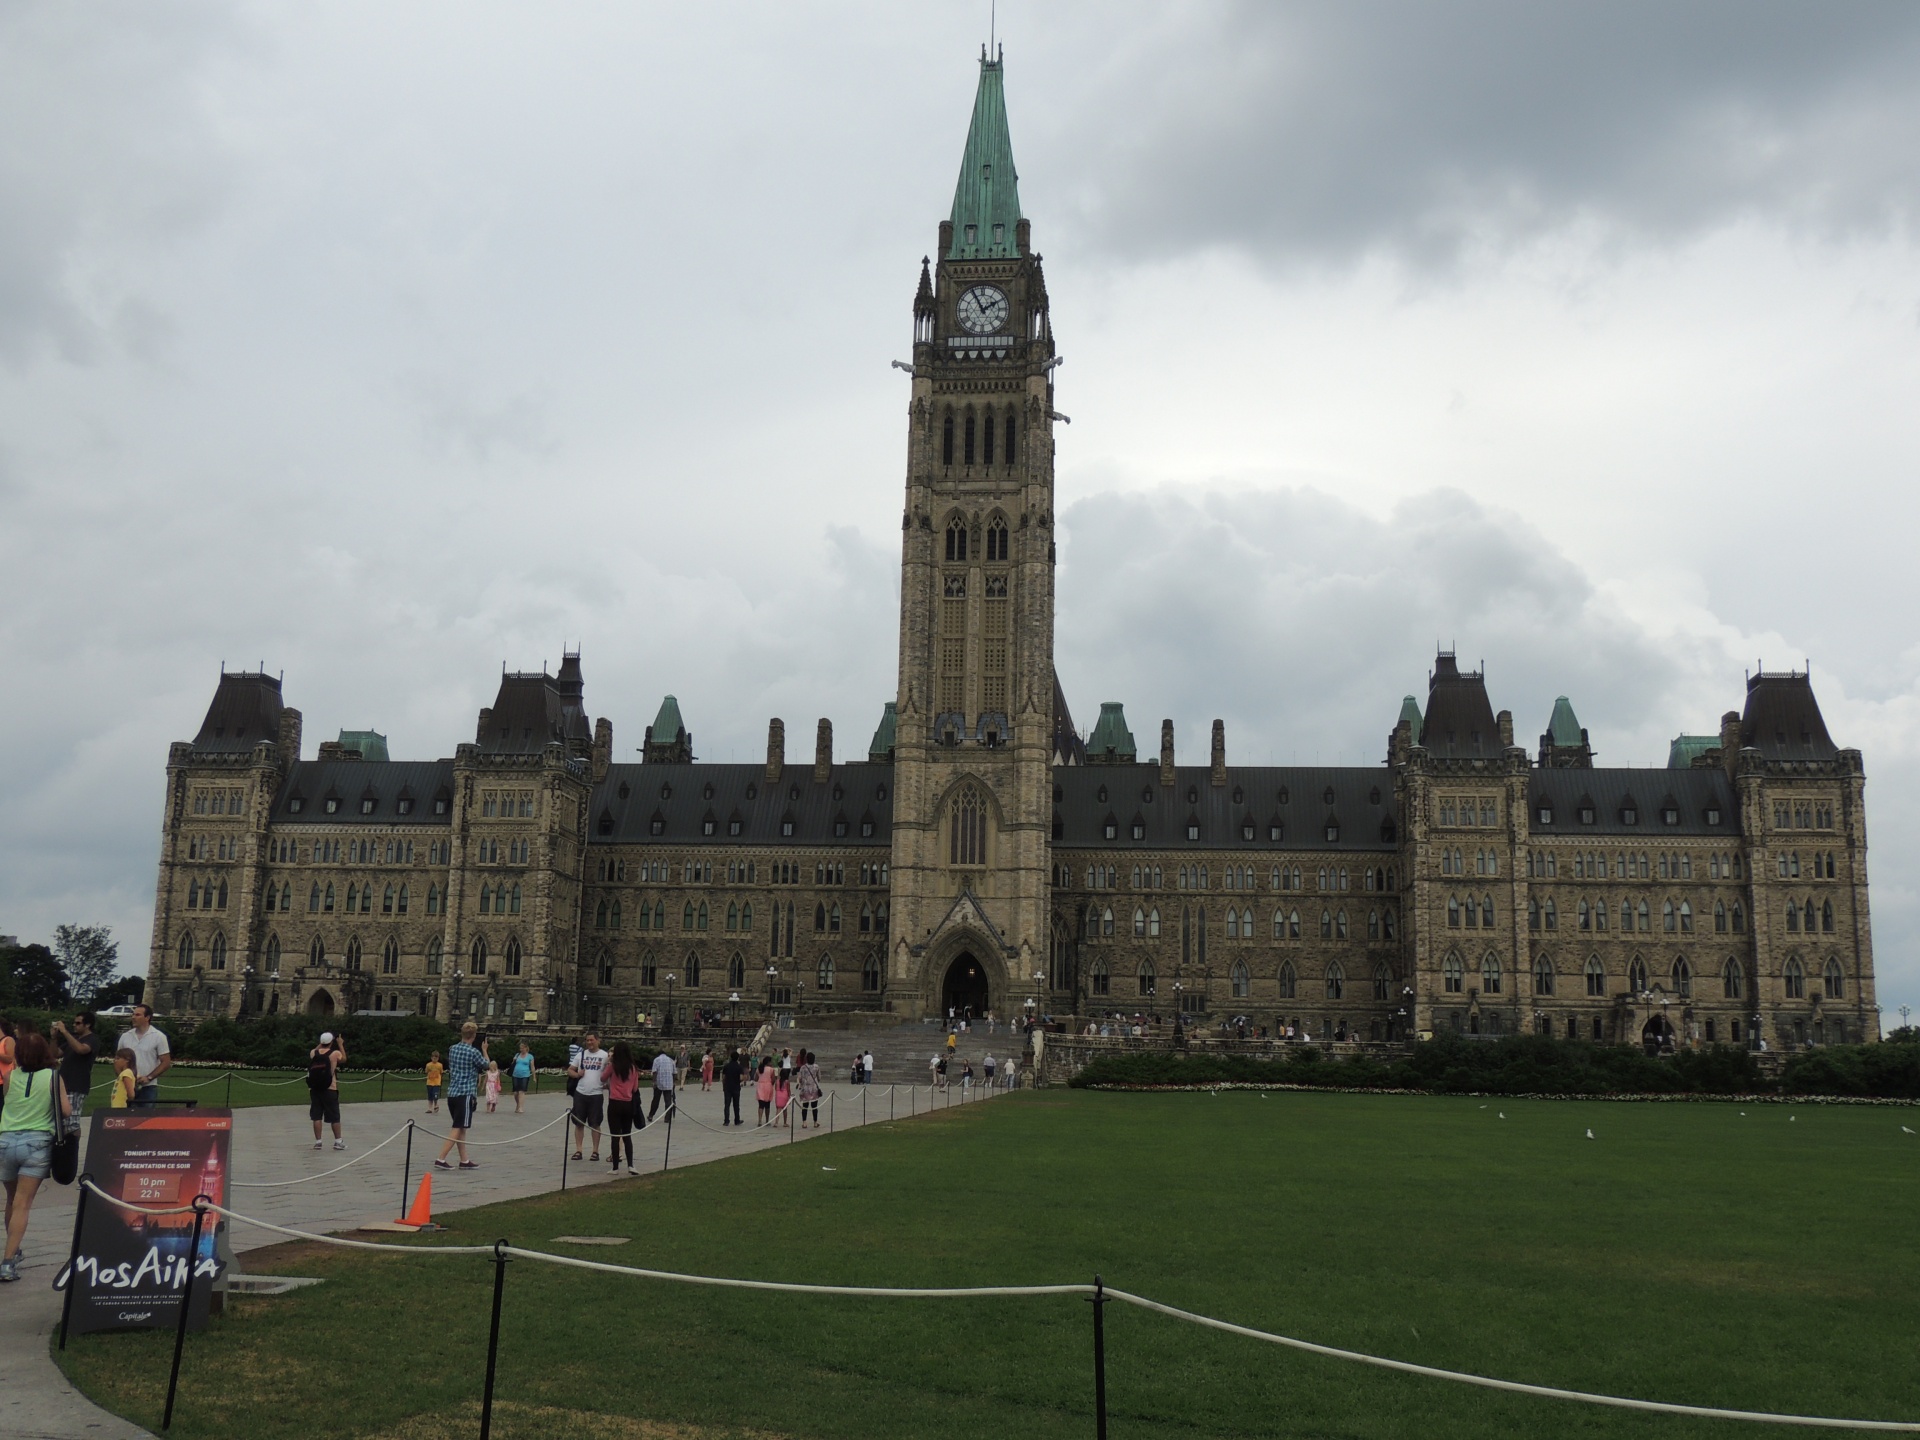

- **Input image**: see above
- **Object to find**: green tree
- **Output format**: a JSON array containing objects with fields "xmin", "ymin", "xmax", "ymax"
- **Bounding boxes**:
[
  {"xmin": 1, "ymin": 943, "xmax": 70, "ymax": 1008},
  {"xmin": 54, "ymin": 924, "xmax": 119, "ymax": 1003},
  {"xmin": 94, "ymin": 975, "xmax": 146, "ymax": 1008}
]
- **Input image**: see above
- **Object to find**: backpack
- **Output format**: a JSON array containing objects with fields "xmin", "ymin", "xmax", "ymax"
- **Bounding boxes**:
[{"xmin": 306, "ymin": 1049, "xmax": 334, "ymax": 1092}]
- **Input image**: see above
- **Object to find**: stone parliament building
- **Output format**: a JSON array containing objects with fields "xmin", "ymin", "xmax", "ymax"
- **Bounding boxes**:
[{"xmin": 146, "ymin": 55, "xmax": 1877, "ymax": 1052}]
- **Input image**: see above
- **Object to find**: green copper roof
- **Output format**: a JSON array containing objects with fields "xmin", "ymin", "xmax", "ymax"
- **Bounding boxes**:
[
  {"xmin": 651, "ymin": 695, "xmax": 685, "ymax": 742},
  {"xmin": 1087, "ymin": 702, "xmax": 1137, "ymax": 761},
  {"xmin": 336, "ymin": 729, "xmax": 388, "ymax": 762},
  {"xmin": 868, "ymin": 701, "xmax": 898, "ymax": 763},
  {"xmin": 1547, "ymin": 696, "xmax": 1584, "ymax": 748},
  {"xmin": 1668, "ymin": 734, "xmax": 1719, "ymax": 769},
  {"xmin": 1396, "ymin": 696, "xmax": 1422, "ymax": 733},
  {"xmin": 948, "ymin": 52, "xmax": 1023, "ymax": 260}
]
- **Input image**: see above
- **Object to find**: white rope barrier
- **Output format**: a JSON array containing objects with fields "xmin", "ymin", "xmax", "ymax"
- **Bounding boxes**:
[
  {"xmin": 69, "ymin": 1180, "xmax": 1920, "ymax": 1430},
  {"xmin": 412, "ymin": 1108, "xmax": 573, "ymax": 1146},
  {"xmin": 228, "ymin": 1121, "xmax": 412, "ymax": 1188}
]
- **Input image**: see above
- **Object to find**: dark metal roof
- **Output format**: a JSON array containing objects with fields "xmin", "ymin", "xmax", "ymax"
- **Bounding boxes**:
[
  {"xmin": 1740, "ymin": 672, "xmax": 1838, "ymax": 761},
  {"xmin": 1528, "ymin": 768, "xmax": 1737, "ymax": 838},
  {"xmin": 1419, "ymin": 654, "xmax": 1501, "ymax": 758},
  {"xmin": 191, "ymin": 671, "xmax": 284, "ymax": 753},
  {"xmin": 1052, "ymin": 670, "xmax": 1086, "ymax": 765},
  {"xmin": 273, "ymin": 761, "xmax": 455, "ymax": 823},
  {"xmin": 588, "ymin": 763, "xmax": 893, "ymax": 847},
  {"xmin": 480, "ymin": 671, "xmax": 591, "ymax": 756},
  {"xmin": 1054, "ymin": 766, "xmax": 1399, "ymax": 852}
]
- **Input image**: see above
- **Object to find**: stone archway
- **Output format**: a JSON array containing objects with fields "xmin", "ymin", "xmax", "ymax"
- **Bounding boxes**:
[
  {"xmin": 1641, "ymin": 1012, "xmax": 1674, "ymax": 1055},
  {"xmin": 941, "ymin": 953, "xmax": 991, "ymax": 1023},
  {"xmin": 306, "ymin": 989, "xmax": 335, "ymax": 1017}
]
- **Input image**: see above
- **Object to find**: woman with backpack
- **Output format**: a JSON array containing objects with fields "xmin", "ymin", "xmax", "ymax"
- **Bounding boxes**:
[
  {"xmin": 306, "ymin": 1032, "xmax": 345, "ymax": 1151},
  {"xmin": 2, "ymin": 1030, "xmax": 72, "ymax": 1282},
  {"xmin": 794, "ymin": 1050, "xmax": 822, "ymax": 1129}
]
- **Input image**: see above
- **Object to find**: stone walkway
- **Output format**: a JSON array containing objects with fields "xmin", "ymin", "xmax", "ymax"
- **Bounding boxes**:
[{"xmin": 0, "ymin": 1048, "xmax": 1013, "ymax": 1439}]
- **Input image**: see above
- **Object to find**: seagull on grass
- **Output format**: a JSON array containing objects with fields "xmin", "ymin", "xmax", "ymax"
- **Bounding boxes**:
[
  {"xmin": 1498, "ymin": 1112, "xmax": 1507, "ymax": 1119},
  {"xmin": 1585, "ymin": 1128, "xmax": 1595, "ymax": 1140},
  {"xmin": 821, "ymin": 1166, "xmax": 838, "ymax": 1172},
  {"xmin": 1902, "ymin": 1126, "xmax": 1915, "ymax": 1135}
]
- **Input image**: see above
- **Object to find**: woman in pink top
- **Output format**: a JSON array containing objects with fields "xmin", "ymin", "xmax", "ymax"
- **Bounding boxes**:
[
  {"xmin": 603, "ymin": 1041, "xmax": 643, "ymax": 1173},
  {"xmin": 700, "ymin": 1049, "xmax": 714, "ymax": 1092},
  {"xmin": 754, "ymin": 1060, "xmax": 775, "ymax": 1125},
  {"xmin": 773, "ymin": 1070, "xmax": 791, "ymax": 1128}
]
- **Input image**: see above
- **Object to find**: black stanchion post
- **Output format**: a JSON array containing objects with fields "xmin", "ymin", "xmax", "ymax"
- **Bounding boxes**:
[
  {"xmin": 479, "ymin": 1240, "xmax": 509, "ymax": 1440},
  {"xmin": 57, "ymin": 1174, "xmax": 92, "ymax": 1350},
  {"xmin": 862, "ymin": 1087, "xmax": 866, "ymax": 1127},
  {"xmin": 1090, "ymin": 1273, "xmax": 1109, "ymax": 1440},
  {"xmin": 560, "ymin": 1105, "xmax": 571, "ymax": 1193},
  {"xmin": 400, "ymin": 1120, "xmax": 414, "ymax": 1215},
  {"xmin": 224, "ymin": 1073, "xmax": 232, "ymax": 1108},
  {"xmin": 161, "ymin": 1195, "xmax": 211, "ymax": 1431},
  {"xmin": 660, "ymin": 1103, "xmax": 673, "ymax": 1173},
  {"xmin": 380, "ymin": 1071, "xmax": 387, "ymax": 1103},
  {"xmin": 830, "ymin": 1092, "xmax": 835, "ymax": 1133}
]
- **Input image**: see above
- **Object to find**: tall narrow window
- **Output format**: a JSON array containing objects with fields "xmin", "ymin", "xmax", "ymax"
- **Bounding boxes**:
[
  {"xmin": 983, "ymin": 413, "xmax": 995, "ymax": 464},
  {"xmin": 986, "ymin": 519, "xmax": 1008, "ymax": 561},
  {"xmin": 1003, "ymin": 410, "xmax": 1016, "ymax": 464},
  {"xmin": 942, "ymin": 412, "xmax": 954, "ymax": 465},
  {"xmin": 949, "ymin": 786, "xmax": 986, "ymax": 865},
  {"xmin": 963, "ymin": 411, "xmax": 976, "ymax": 465}
]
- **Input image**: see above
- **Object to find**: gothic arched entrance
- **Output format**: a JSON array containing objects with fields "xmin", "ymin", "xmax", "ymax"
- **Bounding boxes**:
[
  {"xmin": 1641, "ymin": 1013, "xmax": 1674, "ymax": 1055},
  {"xmin": 306, "ymin": 989, "xmax": 335, "ymax": 1017},
  {"xmin": 941, "ymin": 953, "xmax": 991, "ymax": 1023}
]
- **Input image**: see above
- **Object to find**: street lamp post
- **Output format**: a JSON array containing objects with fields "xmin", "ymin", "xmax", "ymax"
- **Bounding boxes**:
[
  {"xmin": 1902, "ymin": 1004, "xmax": 1912, "ymax": 1035},
  {"xmin": 664, "ymin": 973, "xmax": 676, "ymax": 1038},
  {"xmin": 765, "ymin": 964, "xmax": 778, "ymax": 1016},
  {"xmin": 239, "ymin": 965, "xmax": 255, "ymax": 1018},
  {"xmin": 545, "ymin": 984, "xmax": 556, "ymax": 1026},
  {"xmin": 451, "ymin": 968, "xmax": 464, "ymax": 1022},
  {"xmin": 729, "ymin": 991, "xmax": 741, "ymax": 1025}
]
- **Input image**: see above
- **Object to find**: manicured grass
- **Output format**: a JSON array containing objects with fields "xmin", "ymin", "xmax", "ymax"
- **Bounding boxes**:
[
  {"xmin": 79, "ymin": 1063, "xmax": 556, "ymax": 1109},
  {"xmin": 57, "ymin": 1090, "xmax": 1920, "ymax": 1439}
]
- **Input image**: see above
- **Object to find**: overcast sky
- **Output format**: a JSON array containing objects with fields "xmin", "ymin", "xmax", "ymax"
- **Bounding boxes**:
[{"xmin": 4, "ymin": 2, "xmax": 1917, "ymax": 1013}]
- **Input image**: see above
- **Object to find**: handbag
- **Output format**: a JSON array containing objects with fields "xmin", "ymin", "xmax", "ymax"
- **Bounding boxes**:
[{"xmin": 50, "ymin": 1079, "xmax": 79, "ymax": 1186}]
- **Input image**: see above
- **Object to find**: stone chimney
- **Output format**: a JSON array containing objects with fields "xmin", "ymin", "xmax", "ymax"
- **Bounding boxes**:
[
  {"xmin": 277, "ymin": 706, "xmax": 303, "ymax": 769},
  {"xmin": 476, "ymin": 706, "xmax": 492, "ymax": 746},
  {"xmin": 1497, "ymin": 710, "xmax": 1514, "ymax": 748},
  {"xmin": 1720, "ymin": 710, "xmax": 1742, "ymax": 778},
  {"xmin": 592, "ymin": 717, "xmax": 613, "ymax": 783},
  {"xmin": 1210, "ymin": 719, "xmax": 1226, "ymax": 787},
  {"xmin": 1160, "ymin": 720, "xmax": 1175, "ymax": 787},
  {"xmin": 765, "ymin": 718, "xmax": 785, "ymax": 782},
  {"xmin": 814, "ymin": 718, "xmax": 833, "ymax": 783}
]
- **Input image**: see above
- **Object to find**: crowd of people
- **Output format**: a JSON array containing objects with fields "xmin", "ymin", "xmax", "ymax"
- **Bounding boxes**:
[{"xmin": 926, "ymin": 1035, "xmax": 1021, "ymax": 1091}]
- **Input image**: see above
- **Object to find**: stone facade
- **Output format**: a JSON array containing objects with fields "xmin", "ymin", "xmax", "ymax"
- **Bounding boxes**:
[{"xmin": 146, "ymin": 55, "xmax": 1877, "ymax": 1051}]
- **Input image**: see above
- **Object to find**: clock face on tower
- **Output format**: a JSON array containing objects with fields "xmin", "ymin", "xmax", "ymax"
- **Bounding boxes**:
[{"xmin": 955, "ymin": 285, "xmax": 1010, "ymax": 336}]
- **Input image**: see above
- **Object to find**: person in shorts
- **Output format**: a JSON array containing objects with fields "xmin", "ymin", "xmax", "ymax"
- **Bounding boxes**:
[
  {"xmin": 432, "ymin": 1025, "xmax": 491, "ymax": 1170},
  {"xmin": 509, "ymin": 1042, "xmax": 534, "ymax": 1114},
  {"xmin": 1, "ymin": 1031, "xmax": 71, "ymax": 1282},
  {"xmin": 424, "ymin": 1051, "xmax": 444, "ymax": 1112},
  {"xmin": 307, "ymin": 1032, "xmax": 345, "ymax": 1150},
  {"xmin": 568, "ymin": 1032, "xmax": 608, "ymax": 1162}
]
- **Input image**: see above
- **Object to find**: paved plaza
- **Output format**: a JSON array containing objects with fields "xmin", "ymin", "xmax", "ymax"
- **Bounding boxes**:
[{"xmin": 0, "ymin": 1024, "xmax": 1018, "ymax": 1439}]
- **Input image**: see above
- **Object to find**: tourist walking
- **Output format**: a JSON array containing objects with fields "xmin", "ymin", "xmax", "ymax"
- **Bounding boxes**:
[
  {"xmin": 0, "ymin": 1020, "xmax": 14, "ymax": 1125},
  {"xmin": 984, "ymin": 1053, "xmax": 996, "ymax": 1086},
  {"xmin": 962, "ymin": 1060, "xmax": 974, "ymax": 1090},
  {"xmin": 484, "ymin": 1062, "xmax": 501, "ymax": 1113},
  {"xmin": 50, "ymin": 1013, "xmax": 99, "ymax": 1122},
  {"xmin": 604, "ymin": 1041, "xmax": 643, "ymax": 1173},
  {"xmin": 1, "ymin": 1030, "xmax": 72, "ymax": 1281},
  {"xmin": 721, "ymin": 1048, "xmax": 745, "ymax": 1126},
  {"xmin": 795, "ymin": 1051, "xmax": 822, "ymax": 1128},
  {"xmin": 306, "ymin": 1031, "xmax": 346, "ymax": 1150},
  {"xmin": 936, "ymin": 1054, "xmax": 948, "ymax": 1089},
  {"xmin": 773, "ymin": 1067, "xmax": 792, "ymax": 1127},
  {"xmin": 649, "ymin": 1045, "xmax": 676, "ymax": 1122},
  {"xmin": 424, "ymin": 1051, "xmax": 444, "ymax": 1112},
  {"xmin": 701, "ymin": 1048, "xmax": 715, "ymax": 1092},
  {"xmin": 509, "ymin": 1043, "xmax": 534, "ymax": 1113},
  {"xmin": 432, "ymin": 1024, "xmax": 491, "ymax": 1171},
  {"xmin": 1005, "ymin": 1054, "xmax": 1018, "ymax": 1090},
  {"xmin": 863, "ymin": 1049, "xmax": 874, "ymax": 1086},
  {"xmin": 123, "ymin": 1005, "xmax": 171, "ymax": 1105},
  {"xmin": 755, "ymin": 1059, "xmax": 775, "ymax": 1124},
  {"xmin": 569, "ymin": 1032, "xmax": 609, "ymax": 1162}
]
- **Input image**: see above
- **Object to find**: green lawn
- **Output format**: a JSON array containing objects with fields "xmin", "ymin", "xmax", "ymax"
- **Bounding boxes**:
[
  {"xmin": 56, "ymin": 1090, "xmax": 1920, "ymax": 1439},
  {"xmin": 79, "ymin": 1064, "xmax": 553, "ymax": 1109}
]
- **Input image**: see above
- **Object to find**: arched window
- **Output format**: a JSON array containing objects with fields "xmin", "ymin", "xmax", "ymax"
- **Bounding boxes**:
[
  {"xmin": 1481, "ymin": 895, "xmax": 1494, "ymax": 927},
  {"xmin": 1447, "ymin": 895, "xmax": 1461, "ymax": 928},
  {"xmin": 1663, "ymin": 899, "xmax": 1675, "ymax": 932},
  {"xmin": 1335, "ymin": 909, "xmax": 1349, "ymax": 940},
  {"xmin": 343, "ymin": 936, "xmax": 361, "ymax": 972},
  {"xmin": 1148, "ymin": 907, "xmax": 1160, "ymax": 938},
  {"xmin": 1722, "ymin": 957, "xmax": 1743, "ymax": 999},
  {"xmin": 596, "ymin": 899, "xmax": 609, "ymax": 930},
  {"xmin": 862, "ymin": 954, "xmax": 881, "ymax": 993},
  {"xmin": 265, "ymin": 935, "xmax": 280, "ymax": 969},
  {"xmin": 1637, "ymin": 901, "xmax": 1650, "ymax": 931},
  {"xmin": 964, "ymin": 409, "xmax": 976, "ymax": 465},
  {"xmin": 1102, "ymin": 906, "xmax": 1115, "ymax": 938},
  {"xmin": 741, "ymin": 901, "xmax": 754, "ymax": 932},
  {"xmin": 397, "ymin": 883, "xmax": 409, "ymax": 915},
  {"xmin": 382, "ymin": 936, "xmax": 400, "ymax": 975},
  {"xmin": 470, "ymin": 935, "xmax": 488, "ymax": 974},
  {"xmin": 1443, "ymin": 954, "xmax": 1463, "ymax": 993},
  {"xmin": 1384, "ymin": 909, "xmax": 1397, "ymax": 940},
  {"xmin": 205, "ymin": 933, "xmax": 225, "ymax": 971},
  {"xmin": 1372, "ymin": 963, "xmax": 1391, "ymax": 1001},
  {"xmin": 309, "ymin": 882, "xmax": 322, "ymax": 912},
  {"xmin": 608, "ymin": 898, "xmax": 620, "ymax": 930},
  {"xmin": 1320, "ymin": 909, "xmax": 1333, "ymax": 939},
  {"xmin": 1714, "ymin": 900, "xmax": 1727, "ymax": 932},
  {"xmin": 1627, "ymin": 956, "xmax": 1648, "ymax": 993},
  {"xmin": 942, "ymin": 411, "xmax": 954, "ymax": 466},
  {"xmin": 685, "ymin": 954, "xmax": 701, "ymax": 987},
  {"xmin": 1278, "ymin": 961, "xmax": 1298, "ymax": 999},
  {"xmin": 1325, "ymin": 961, "xmax": 1345, "ymax": 1001},
  {"xmin": 323, "ymin": 883, "xmax": 336, "ymax": 913},
  {"xmin": 1672, "ymin": 956, "xmax": 1691, "ymax": 998},
  {"xmin": 1481, "ymin": 954, "xmax": 1502, "ymax": 994},
  {"xmin": 949, "ymin": 785, "xmax": 986, "ymax": 865},
  {"xmin": 818, "ymin": 956, "xmax": 835, "ymax": 990},
  {"xmin": 346, "ymin": 882, "xmax": 357, "ymax": 913},
  {"xmin": 1823, "ymin": 958, "xmax": 1844, "ymax": 999},
  {"xmin": 383, "ymin": 883, "xmax": 396, "ymax": 914},
  {"xmin": 217, "ymin": 878, "xmax": 228, "ymax": 909},
  {"xmin": 983, "ymin": 413, "xmax": 995, "ymax": 465},
  {"xmin": 1533, "ymin": 954, "xmax": 1554, "ymax": 994},
  {"xmin": 827, "ymin": 903, "xmax": 839, "ymax": 933},
  {"xmin": 727, "ymin": 901, "xmax": 740, "ymax": 932},
  {"xmin": 176, "ymin": 932, "xmax": 195, "ymax": 969},
  {"xmin": 1231, "ymin": 961, "xmax": 1250, "ymax": 998},
  {"xmin": 1133, "ymin": 907, "xmax": 1146, "ymax": 938},
  {"xmin": 509, "ymin": 884, "xmax": 521, "ymax": 915},
  {"xmin": 1223, "ymin": 906, "xmax": 1237, "ymax": 938},
  {"xmin": 479, "ymin": 885, "xmax": 492, "ymax": 914},
  {"xmin": 686, "ymin": 901, "xmax": 697, "ymax": 931},
  {"xmin": 814, "ymin": 903, "xmax": 826, "ymax": 932},
  {"xmin": 698, "ymin": 901, "xmax": 711, "ymax": 931},
  {"xmin": 1137, "ymin": 960, "xmax": 1156, "ymax": 997},
  {"xmin": 427, "ymin": 884, "xmax": 440, "ymax": 916},
  {"xmin": 1784, "ymin": 956, "xmax": 1805, "ymax": 999},
  {"xmin": 309, "ymin": 935, "xmax": 325, "ymax": 967},
  {"xmin": 1679, "ymin": 900, "xmax": 1692, "ymax": 933},
  {"xmin": 1002, "ymin": 409, "xmax": 1017, "ymax": 464},
  {"xmin": 1368, "ymin": 909, "xmax": 1380, "ymax": 940},
  {"xmin": 1821, "ymin": 900, "xmax": 1834, "ymax": 933},
  {"xmin": 1091, "ymin": 957, "xmax": 1111, "ymax": 996},
  {"xmin": 986, "ymin": 518, "xmax": 1008, "ymax": 560},
  {"xmin": 426, "ymin": 937, "xmax": 442, "ymax": 975},
  {"xmin": 187, "ymin": 878, "xmax": 200, "ymax": 909},
  {"xmin": 1272, "ymin": 908, "xmax": 1288, "ymax": 940},
  {"xmin": 1585, "ymin": 955, "xmax": 1605, "ymax": 997},
  {"xmin": 504, "ymin": 937, "xmax": 523, "ymax": 976},
  {"xmin": 1731, "ymin": 901, "xmax": 1745, "ymax": 932}
]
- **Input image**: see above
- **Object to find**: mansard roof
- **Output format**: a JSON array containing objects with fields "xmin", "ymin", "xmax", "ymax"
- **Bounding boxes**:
[
  {"xmin": 1667, "ymin": 734, "xmax": 1719, "ymax": 769},
  {"xmin": 650, "ymin": 694, "xmax": 686, "ymax": 744},
  {"xmin": 191, "ymin": 670, "xmax": 284, "ymax": 753},
  {"xmin": 1053, "ymin": 766, "xmax": 1399, "ymax": 852},
  {"xmin": 273, "ymin": 760, "xmax": 454, "ymax": 823},
  {"xmin": 1419, "ymin": 653, "xmax": 1501, "ymax": 758},
  {"xmin": 481, "ymin": 668, "xmax": 591, "ymax": 756},
  {"xmin": 336, "ymin": 730, "xmax": 389, "ymax": 762},
  {"xmin": 1528, "ymin": 768, "xmax": 1737, "ymax": 837},
  {"xmin": 868, "ymin": 702, "xmax": 898, "ymax": 763},
  {"xmin": 1740, "ymin": 671, "xmax": 1838, "ymax": 761},
  {"xmin": 948, "ymin": 52, "xmax": 1023, "ymax": 260},
  {"xmin": 1085, "ymin": 702, "xmax": 1137, "ymax": 763},
  {"xmin": 1545, "ymin": 696, "xmax": 1584, "ymax": 748},
  {"xmin": 588, "ymin": 763, "xmax": 893, "ymax": 847}
]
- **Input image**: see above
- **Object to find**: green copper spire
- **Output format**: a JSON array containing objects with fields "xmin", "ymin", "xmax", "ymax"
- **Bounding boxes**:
[
  {"xmin": 949, "ymin": 50, "xmax": 1023, "ymax": 260},
  {"xmin": 1546, "ymin": 696, "xmax": 1584, "ymax": 748}
]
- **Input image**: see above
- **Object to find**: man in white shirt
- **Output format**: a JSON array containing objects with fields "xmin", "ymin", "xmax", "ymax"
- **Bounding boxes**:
[
  {"xmin": 649, "ymin": 1047, "xmax": 677, "ymax": 1121},
  {"xmin": 863, "ymin": 1049, "xmax": 875, "ymax": 1085},
  {"xmin": 124, "ymin": 1005, "xmax": 172, "ymax": 1106},
  {"xmin": 568, "ymin": 1032, "xmax": 608, "ymax": 1161}
]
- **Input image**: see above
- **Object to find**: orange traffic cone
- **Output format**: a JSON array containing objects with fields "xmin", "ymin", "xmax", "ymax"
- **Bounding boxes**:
[{"xmin": 396, "ymin": 1173, "xmax": 433, "ymax": 1228}]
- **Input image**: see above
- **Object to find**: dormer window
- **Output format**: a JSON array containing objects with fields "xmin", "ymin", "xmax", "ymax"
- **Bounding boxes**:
[
  {"xmin": 1269, "ymin": 822, "xmax": 1282, "ymax": 841},
  {"xmin": 599, "ymin": 809, "xmax": 615, "ymax": 837},
  {"xmin": 1232, "ymin": 787, "xmax": 1244, "ymax": 805},
  {"xmin": 834, "ymin": 819, "xmax": 849, "ymax": 838},
  {"xmin": 1096, "ymin": 785, "xmax": 1108, "ymax": 804},
  {"xmin": 1537, "ymin": 805, "xmax": 1553, "ymax": 825},
  {"xmin": 1131, "ymin": 821, "xmax": 1145, "ymax": 841},
  {"xmin": 991, "ymin": 222, "xmax": 1004, "ymax": 244},
  {"xmin": 434, "ymin": 797, "xmax": 449, "ymax": 816},
  {"xmin": 1241, "ymin": 823, "xmax": 1255, "ymax": 842},
  {"xmin": 360, "ymin": 797, "xmax": 376, "ymax": 815},
  {"xmin": 1277, "ymin": 787, "xmax": 1289, "ymax": 805},
  {"xmin": 729, "ymin": 816, "xmax": 743, "ymax": 837},
  {"xmin": 649, "ymin": 812, "xmax": 665, "ymax": 836},
  {"xmin": 396, "ymin": 798, "xmax": 413, "ymax": 816},
  {"xmin": 1186, "ymin": 817, "xmax": 1200, "ymax": 841},
  {"xmin": 1706, "ymin": 807, "xmax": 1722, "ymax": 826},
  {"xmin": 1325, "ymin": 824, "xmax": 1340, "ymax": 843},
  {"xmin": 1103, "ymin": 819, "xmax": 1118, "ymax": 840},
  {"xmin": 324, "ymin": 797, "xmax": 340, "ymax": 814},
  {"xmin": 1663, "ymin": 808, "xmax": 1679, "ymax": 826},
  {"xmin": 964, "ymin": 223, "xmax": 978, "ymax": 245},
  {"xmin": 781, "ymin": 815, "xmax": 796, "ymax": 837},
  {"xmin": 702, "ymin": 814, "xmax": 716, "ymax": 836},
  {"xmin": 1621, "ymin": 807, "xmax": 1638, "ymax": 825},
  {"xmin": 288, "ymin": 796, "xmax": 305, "ymax": 814}
]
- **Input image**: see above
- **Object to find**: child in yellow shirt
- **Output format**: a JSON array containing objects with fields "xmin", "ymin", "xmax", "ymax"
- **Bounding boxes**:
[
  {"xmin": 108, "ymin": 1049, "xmax": 138, "ymax": 1108},
  {"xmin": 424, "ymin": 1053, "xmax": 444, "ymax": 1114}
]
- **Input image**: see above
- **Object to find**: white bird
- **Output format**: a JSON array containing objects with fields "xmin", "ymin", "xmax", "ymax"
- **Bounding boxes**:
[
  {"xmin": 1585, "ymin": 1128, "xmax": 1595, "ymax": 1139},
  {"xmin": 821, "ymin": 1166, "xmax": 838, "ymax": 1172},
  {"xmin": 1740, "ymin": 1111, "xmax": 1746, "ymax": 1117},
  {"xmin": 1791, "ymin": 1115, "xmax": 1797, "ymax": 1122},
  {"xmin": 1479, "ymin": 1104, "xmax": 1488, "ymax": 1110},
  {"xmin": 1902, "ymin": 1126, "xmax": 1915, "ymax": 1135},
  {"xmin": 1498, "ymin": 1112, "xmax": 1507, "ymax": 1119}
]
